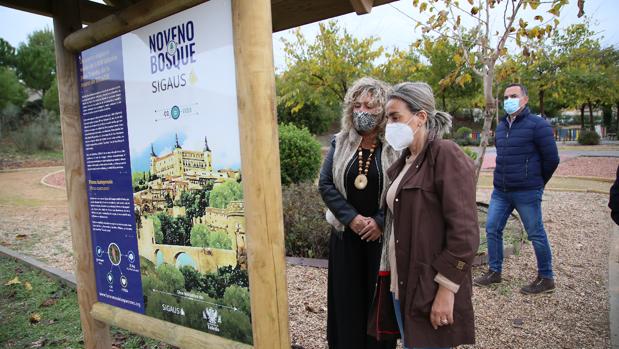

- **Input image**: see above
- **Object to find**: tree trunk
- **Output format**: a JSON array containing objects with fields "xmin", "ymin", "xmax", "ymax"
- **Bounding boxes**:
[
  {"xmin": 539, "ymin": 89, "xmax": 545, "ymax": 118},
  {"xmin": 442, "ymin": 93, "xmax": 446, "ymax": 112},
  {"xmin": 616, "ymin": 101, "xmax": 619, "ymax": 132},
  {"xmin": 588, "ymin": 100, "xmax": 594, "ymax": 131},
  {"xmin": 580, "ymin": 104, "xmax": 585, "ymax": 129},
  {"xmin": 474, "ymin": 65, "xmax": 495, "ymax": 186}
]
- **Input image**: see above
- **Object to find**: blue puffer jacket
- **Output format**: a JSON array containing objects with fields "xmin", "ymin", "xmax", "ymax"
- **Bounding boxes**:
[{"xmin": 493, "ymin": 106, "xmax": 559, "ymax": 191}]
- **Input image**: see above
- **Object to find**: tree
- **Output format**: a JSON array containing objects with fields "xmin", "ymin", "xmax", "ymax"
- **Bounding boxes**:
[
  {"xmin": 15, "ymin": 28, "xmax": 56, "ymax": 96},
  {"xmin": 0, "ymin": 38, "xmax": 16, "ymax": 67},
  {"xmin": 277, "ymin": 20, "xmax": 384, "ymax": 132},
  {"xmin": 190, "ymin": 223, "xmax": 211, "ymax": 247},
  {"xmin": 409, "ymin": 0, "xmax": 584, "ymax": 183},
  {"xmin": 210, "ymin": 179, "xmax": 243, "ymax": 209},
  {"xmin": 155, "ymin": 263, "xmax": 185, "ymax": 293},
  {"xmin": 0, "ymin": 67, "xmax": 27, "ymax": 110},
  {"xmin": 179, "ymin": 265, "xmax": 202, "ymax": 291},
  {"xmin": 43, "ymin": 77, "xmax": 60, "ymax": 115},
  {"xmin": 0, "ymin": 67, "xmax": 27, "ymax": 137},
  {"xmin": 223, "ymin": 285, "xmax": 251, "ymax": 316},
  {"xmin": 415, "ymin": 36, "xmax": 482, "ymax": 116},
  {"xmin": 554, "ymin": 22, "xmax": 613, "ymax": 130}
]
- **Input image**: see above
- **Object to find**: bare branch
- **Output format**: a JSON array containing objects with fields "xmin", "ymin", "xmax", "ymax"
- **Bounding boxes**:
[
  {"xmin": 448, "ymin": 4, "xmax": 483, "ymax": 77},
  {"xmin": 494, "ymin": 0, "xmax": 523, "ymax": 61}
]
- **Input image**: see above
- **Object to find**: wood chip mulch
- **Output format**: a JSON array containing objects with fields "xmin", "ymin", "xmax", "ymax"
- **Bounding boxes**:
[{"xmin": 287, "ymin": 190, "xmax": 612, "ymax": 349}]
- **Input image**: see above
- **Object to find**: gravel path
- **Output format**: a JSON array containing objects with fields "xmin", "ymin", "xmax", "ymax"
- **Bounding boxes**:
[
  {"xmin": 287, "ymin": 190, "xmax": 612, "ymax": 349},
  {"xmin": 554, "ymin": 157, "xmax": 619, "ymax": 180},
  {"xmin": 0, "ymin": 169, "xmax": 613, "ymax": 348}
]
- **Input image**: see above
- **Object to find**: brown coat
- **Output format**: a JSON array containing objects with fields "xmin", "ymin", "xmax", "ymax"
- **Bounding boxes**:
[{"xmin": 387, "ymin": 133, "xmax": 479, "ymax": 348}]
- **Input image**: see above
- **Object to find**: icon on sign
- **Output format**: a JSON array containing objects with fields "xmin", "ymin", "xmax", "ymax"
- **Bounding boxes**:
[
  {"xmin": 171, "ymin": 106, "xmax": 181, "ymax": 120},
  {"xmin": 106, "ymin": 272, "xmax": 113, "ymax": 285},
  {"xmin": 127, "ymin": 251, "xmax": 135, "ymax": 263},
  {"xmin": 167, "ymin": 41, "xmax": 178, "ymax": 56},
  {"xmin": 120, "ymin": 275, "xmax": 128, "ymax": 288}
]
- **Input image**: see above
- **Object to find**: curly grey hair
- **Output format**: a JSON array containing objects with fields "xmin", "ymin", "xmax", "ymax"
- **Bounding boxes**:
[
  {"xmin": 388, "ymin": 82, "xmax": 452, "ymax": 137},
  {"xmin": 341, "ymin": 77, "xmax": 391, "ymax": 136}
]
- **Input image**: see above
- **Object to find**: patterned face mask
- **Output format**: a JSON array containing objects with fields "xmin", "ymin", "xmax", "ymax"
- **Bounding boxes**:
[{"xmin": 352, "ymin": 111, "xmax": 380, "ymax": 133}]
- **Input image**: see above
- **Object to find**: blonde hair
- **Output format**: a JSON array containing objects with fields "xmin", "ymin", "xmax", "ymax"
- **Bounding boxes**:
[{"xmin": 341, "ymin": 77, "xmax": 391, "ymax": 136}]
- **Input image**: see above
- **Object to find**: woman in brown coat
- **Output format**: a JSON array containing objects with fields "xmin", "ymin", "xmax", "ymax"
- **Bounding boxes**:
[{"xmin": 369, "ymin": 82, "xmax": 479, "ymax": 348}]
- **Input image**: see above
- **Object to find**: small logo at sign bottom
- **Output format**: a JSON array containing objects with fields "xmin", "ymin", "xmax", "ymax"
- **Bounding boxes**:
[{"xmin": 203, "ymin": 307, "xmax": 222, "ymax": 332}]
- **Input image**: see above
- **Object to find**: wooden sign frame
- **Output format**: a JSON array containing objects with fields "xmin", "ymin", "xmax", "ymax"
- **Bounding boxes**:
[{"xmin": 52, "ymin": 0, "xmax": 289, "ymax": 348}]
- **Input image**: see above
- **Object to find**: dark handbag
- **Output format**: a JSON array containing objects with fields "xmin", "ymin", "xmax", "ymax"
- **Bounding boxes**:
[{"xmin": 367, "ymin": 272, "xmax": 401, "ymax": 341}]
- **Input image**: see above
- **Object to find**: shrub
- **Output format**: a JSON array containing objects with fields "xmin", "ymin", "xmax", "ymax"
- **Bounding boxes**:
[
  {"xmin": 577, "ymin": 130, "xmax": 600, "ymax": 145},
  {"xmin": 282, "ymin": 180, "xmax": 330, "ymax": 258},
  {"xmin": 223, "ymin": 285, "xmax": 251, "ymax": 316},
  {"xmin": 154, "ymin": 263, "xmax": 185, "ymax": 293},
  {"xmin": 454, "ymin": 126, "xmax": 472, "ymax": 140},
  {"xmin": 10, "ymin": 110, "xmax": 61, "ymax": 153},
  {"xmin": 191, "ymin": 224, "xmax": 232, "ymax": 250},
  {"xmin": 461, "ymin": 147, "xmax": 478, "ymax": 161},
  {"xmin": 278, "ymin": 123, "xmax": 322, "ymax": 185}
]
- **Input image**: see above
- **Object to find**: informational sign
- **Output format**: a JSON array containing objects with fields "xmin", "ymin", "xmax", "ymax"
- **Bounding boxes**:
[{"xmin": 78, "ymin": 0, "xmax": 252, "ymax": 344}]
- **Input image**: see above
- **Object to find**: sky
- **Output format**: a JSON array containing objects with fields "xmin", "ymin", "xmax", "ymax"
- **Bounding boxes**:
[{"xmin": 1, "ymin": 0, "xmax": 617, "ymax": 71}]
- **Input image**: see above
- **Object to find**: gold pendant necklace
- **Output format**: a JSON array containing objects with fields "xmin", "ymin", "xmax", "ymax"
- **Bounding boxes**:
[{"xmin": 354, "ymin": 142, "xmax": 377, "ymax": 190}]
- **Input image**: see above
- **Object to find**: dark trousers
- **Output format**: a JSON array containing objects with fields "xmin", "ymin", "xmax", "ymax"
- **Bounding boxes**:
[{"xmin": 327, "ymin": 229, "xmax": 396, "ymax": 349}]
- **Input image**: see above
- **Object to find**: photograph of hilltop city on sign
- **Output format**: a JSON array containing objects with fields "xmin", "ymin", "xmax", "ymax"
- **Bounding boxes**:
[{"xmin": 131, "ymin": 133, "xmax": 251, "ymax": 344}]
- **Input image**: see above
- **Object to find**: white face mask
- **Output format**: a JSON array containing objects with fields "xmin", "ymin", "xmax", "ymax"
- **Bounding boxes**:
[{"xmin": 385, "ymin": 118, "xmax": 417, "ymax": 151}]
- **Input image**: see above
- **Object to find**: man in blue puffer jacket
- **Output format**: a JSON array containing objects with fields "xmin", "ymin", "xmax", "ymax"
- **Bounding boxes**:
[{"xmin": 474, "ymin": 83, "xmax": 560, "ymax": 294}]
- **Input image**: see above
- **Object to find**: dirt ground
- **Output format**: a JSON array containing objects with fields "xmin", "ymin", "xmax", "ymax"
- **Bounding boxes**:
[{"xmin": 0, "ymin": 167, "xmax": 614, "ymax": 349}]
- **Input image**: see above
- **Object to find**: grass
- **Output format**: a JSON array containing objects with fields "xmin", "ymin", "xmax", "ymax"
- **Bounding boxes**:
[
  {"xmin": 0, "ymin": 255, "xmax": 173, "ymax": 348},
  {"xmin": 0, "ymin": 139, "xmax": 64, "ymax": 164}
]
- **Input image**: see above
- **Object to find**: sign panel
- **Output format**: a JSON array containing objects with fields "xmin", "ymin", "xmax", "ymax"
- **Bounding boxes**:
[{"xmin": 78, "ymin": 0, "xmax": 252, "ymax": 344}]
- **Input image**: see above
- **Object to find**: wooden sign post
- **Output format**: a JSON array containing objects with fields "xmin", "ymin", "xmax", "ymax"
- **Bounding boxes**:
[{"xmin": 52, "ymin": 0, "xmax": 289, "ymax": 347}]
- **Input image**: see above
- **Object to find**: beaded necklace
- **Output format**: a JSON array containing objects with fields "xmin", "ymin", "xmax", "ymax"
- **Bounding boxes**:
[{"xmin": 353, "ymin": 141, "xmax": 377, "ymax": 190}]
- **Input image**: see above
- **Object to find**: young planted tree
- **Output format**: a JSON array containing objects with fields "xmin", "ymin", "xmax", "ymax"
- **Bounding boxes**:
[{"xmin": 409, "ymin": 0, "xmax": 585, "ymax": 184}]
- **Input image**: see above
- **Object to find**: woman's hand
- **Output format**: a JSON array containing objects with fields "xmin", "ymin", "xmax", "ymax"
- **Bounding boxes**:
[
  {"xmin": 430, "ymin": 285, "xmax": 455, "ymax": 330},
  {"xmin": 349, "ymin": 215, "xmax": 368, "ymax": 234},
  {"xmin": 359, "ymin": 218, "xmax": 382, "ymax": 241}
]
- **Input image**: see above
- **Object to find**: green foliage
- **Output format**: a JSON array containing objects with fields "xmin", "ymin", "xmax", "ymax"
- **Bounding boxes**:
[
  {"xmin": 276, "ymin": 98, "xmax": 335, "ymax": 135},
  {"xmin": 282, "ymin": 180, "xmax": 330, "ymax": 258},
  {"xmin": 10, "ymin": 110, "xmax": 61, "ymax": 153},
  {"xmin": 190, "ymin": 224, "xmax": 231, "ymax": 249},
  {"xmin": 0, "ymin": 38, "xmax": 16, "ymax": 67},
  {"xmin": 461, "ymin": 147, "xmax": 478, "ymax": 161},
  {"xmin": 179, "ymin": 265, "xmax": 202, "ymax": 292},
  {"xmin": 131, "ymin": 171, "xmax": 150, "ymax": 192},
  {"xmin": 223, "ymin": 285, "xmax": 251, "ymax": 316},
  {"xmin": 277, "ymin": 20, "xmax": 383, "ymax": 126},
  {"xmin": 278, "ymin": 123, "xmax": 322, "ymax": 185},
  {"xmin": 155, "ymin": 263, "xmax": 185, "ymax": 293},
  {"xmin": 190, "ymin": 224, "xmax": 210, "ymax": 247},
  {"xmin": 43, "ymin": 77, "xmax": 60, "ymax": 115},
  {"xmin": 455, "ymin": 127, "xmax": 473, "ymax": 139},
  {"xmin": 179, "ymin": 187, "xmax": 211, "ymax": 221},
  {"xmin": 219, "ymin": 308, "xmax": 253, "ymax": 344},
  {"xmin": 0, "ymin": 67, "xmax": 26, "ymax": 111},
  {"xmin": 15, "ymin": 28, "xmax": 56, "ymax": 94},
  {"xmin": 151, "ymin": 215, "xmax": 163, "ymax": 244},
  {"xmin": 158, "ymin": 213, "xmax": 192, "ymax": 246},
  {"xmin": 210, "ymin": 179, "xmax": 243, "ymax": 209},
  {"xmin": 577, "ymin": 130, "xmax": 600, "ymax": 145},
  {"xmin": 201, "ymin": 265, "xmax": 249, "ymax": 299}
]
